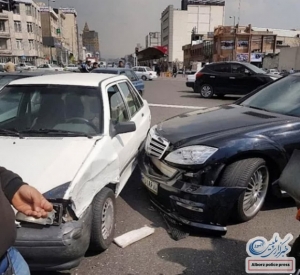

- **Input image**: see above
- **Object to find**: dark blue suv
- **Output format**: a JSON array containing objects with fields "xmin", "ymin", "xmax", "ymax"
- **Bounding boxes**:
[{"xmin": 91, "ymin": 67, "xmax": 145, "ymax": 96}]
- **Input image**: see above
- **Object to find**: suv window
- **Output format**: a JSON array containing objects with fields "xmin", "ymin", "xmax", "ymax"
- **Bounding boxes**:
[
  {"xmin": 118, "ymin": 81, "xmax": 140, "ymax": 116},
  {"xmin": 231, "ymin": 64, "xmax": 248, "ymax": 74},
  {"xmin": 211, "ymin": 64, "xmax": 231, "ymax": 73},
  {"xmin": 107, "ymin": 85, "xmax": 129, "ymax": 124}
]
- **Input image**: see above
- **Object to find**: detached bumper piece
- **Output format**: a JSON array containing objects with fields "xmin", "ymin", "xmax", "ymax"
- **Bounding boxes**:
[
  {"xmin": 139, "ymin": 153, "xmax": 245, "ymax": 235},
  {"xmin": 15, "ymin": 206, "xmax": 92, "ymax": 271}
]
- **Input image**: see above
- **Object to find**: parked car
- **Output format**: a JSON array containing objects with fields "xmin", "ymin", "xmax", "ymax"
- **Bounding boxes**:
[
  {"xmin": 139, "ymin": 74, "xmax": 300, "ymax": 235},
  {"xmin": 0, "ymin": 71, "xmax": 71, "ymax": 91},
  {"xmin": 195, "ymin": 61, "xmax": 281, "ymax": 98},
  {"xmin": 64, "ymin": 64, "xmax": 80, "ymax": 72},
  {"xmin": 37, "ymin": 63, "xmax": 64, "ymax": 71},
  {"xmin": 280, "ymin": 70, "xmax": 290, "ymax": 77},
  {"xmin": 186, "ymin": 71, "xmax": 197, "ymax": 91},
  {"xmin": 132, "ymin": 66, "xmax": 157, "ymax": 81},
  {"xmin": 0, "ymin": 73, "xmax": 151, "ymax": 271},
  {"xmin": 16, "ymin": 62, "xmax": 37, "ymax": 71},
  {"xmin": 91, "ymin": 67, "xmax": 144, "ymax": 96},
  {"xmin": 267, "ymin": 68, "xmax": 280, "ymax": 75}
]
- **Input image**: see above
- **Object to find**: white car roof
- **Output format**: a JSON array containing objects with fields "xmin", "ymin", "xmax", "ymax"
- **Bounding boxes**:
[{"xmin": 7, "ymin": 73, "xmax": 127, "ymax": 87}]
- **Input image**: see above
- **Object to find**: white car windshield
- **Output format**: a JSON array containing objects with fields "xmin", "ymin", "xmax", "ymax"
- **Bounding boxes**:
[
  {"xmin": 0, "ymin": 85, "xmax": 103, "ymax": 136},
  {"xmin": 240, "ymin": 75, "xmax": 300, "ymax": 117}
]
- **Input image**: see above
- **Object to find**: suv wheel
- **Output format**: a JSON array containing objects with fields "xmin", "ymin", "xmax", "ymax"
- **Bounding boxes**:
[{"xmin": 200, "ymin": 84, "xmax": 214, "ymax": 98}]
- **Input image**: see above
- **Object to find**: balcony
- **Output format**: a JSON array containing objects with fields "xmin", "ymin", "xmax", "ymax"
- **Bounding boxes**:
[
  {"xmin": 0, "ymin": 13, "xmax": 8, "ymax": 20},
  {"xmin": 0, "ymin": 49, "xmax": 12, "ymax": 55},
  {"xmin": 0, "ymin": 31, "xmax": 10, "ymax": 39}
]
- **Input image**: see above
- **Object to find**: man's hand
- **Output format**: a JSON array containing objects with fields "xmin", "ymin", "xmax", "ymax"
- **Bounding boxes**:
[{"xmin": 12, "ymin": 185, "xmax": 53, "ymax": 218}]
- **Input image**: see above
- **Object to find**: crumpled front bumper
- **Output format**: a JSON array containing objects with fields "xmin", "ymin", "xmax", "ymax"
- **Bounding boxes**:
[
  {"xmin": 139, "ymin": 153, "xmax": 246, "ymax": 235},
  {"xmin": 14, "ymin": 206, "xmax": 92, "ymax": 271}
]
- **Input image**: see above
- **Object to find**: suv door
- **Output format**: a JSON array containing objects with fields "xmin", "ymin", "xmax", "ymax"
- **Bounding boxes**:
[
  {"xmin": 208, "ymin": 63, "xmax": 232, "ymax": 94},
  {"xmin": 230, "ymin": 63, "xmax": 264, "ymax": 94}
]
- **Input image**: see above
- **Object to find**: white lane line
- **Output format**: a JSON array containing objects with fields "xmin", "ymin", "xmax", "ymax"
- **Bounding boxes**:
[{"xmin": 148, "ymin": 103, "xmax": 207, "ymax": 110}]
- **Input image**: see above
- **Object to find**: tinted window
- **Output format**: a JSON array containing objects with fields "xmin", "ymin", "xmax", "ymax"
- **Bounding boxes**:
[
  {"xmin": 212, "ymin": 64, "xmax": 231, "ymax": 73},
  {"xmin": 118, "ymin": 82, "xmax": 140, "ymax": 116},
  {"xmin": 0, "ymin": 85, "xmax": 102, "ymax": 135},
  {"xmin": 231, "ymin": 64, "xmax": 248, "ymax": 74},
  {"xmin": 240, "ymin": 75, "xmax": 300, "ymax": 117},
  {"xmin": 107, "ymin": 85, "xmax": 129, "ymax": 124}
]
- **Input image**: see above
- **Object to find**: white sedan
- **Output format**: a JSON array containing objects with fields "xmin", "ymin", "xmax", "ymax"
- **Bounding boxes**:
[
  {"xmin": 132, "ymin": 66, "xmax": 158, "ymax": 80},
  {"xmin": 37, "ymin": 63, "xmax": 64, "ymax": 71},
  {"xmin": 64, "ymin": 64, "xmax": 80, "ymax": 72},
  {"xmin": 0, "ymin": 73, "xmax": 151, "ymax": 271}
]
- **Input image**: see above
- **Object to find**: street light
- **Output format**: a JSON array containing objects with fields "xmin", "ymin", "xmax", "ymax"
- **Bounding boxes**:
[{"xmin": 48, "ymin": 0, "xmax": 55, "ymax": 64}]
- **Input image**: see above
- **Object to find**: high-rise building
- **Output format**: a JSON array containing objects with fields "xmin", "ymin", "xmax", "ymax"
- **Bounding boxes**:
[
  {"xmin": 0, "ymin": 0, "xmax": 44, "ymax": 64},
  {"xmin": 58, "ymin": 7, "xmax": 79, "ymax": 62},
  {"xmin": 161, "ymin": 0, "xmax": 225, "ymax": 63},
  {"xmin": 82, "ymin": 22, "xmax": 100, "ymax": 58}
]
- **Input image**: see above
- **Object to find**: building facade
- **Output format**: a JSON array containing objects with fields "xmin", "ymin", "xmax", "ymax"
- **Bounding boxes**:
[
  {"xmin": 0, "ymin": 0, "xmax": 44, "ymax": 65},
  {"xmin": 213, "ymin": 24, "xmax": 277, "ymax": 67},
  {"xmin": 82, "ymin": 22, "xmax": 100, "ymax": 59},
  {"xmin": 59, "ymin": 8, "xmax": 79, "ymax": 62},
  {"xmin": 145, "ymin": 32, "xmax": 161, "ymax": 48},
  {"xmin": 161, "ymin": 0, "xmax": 225, "ymax": 64}
]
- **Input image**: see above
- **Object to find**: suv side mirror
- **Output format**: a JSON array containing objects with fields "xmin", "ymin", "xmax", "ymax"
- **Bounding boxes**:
[{"xmin": 113, "ymin": 121, "xmax": 136, "ymax": 136}]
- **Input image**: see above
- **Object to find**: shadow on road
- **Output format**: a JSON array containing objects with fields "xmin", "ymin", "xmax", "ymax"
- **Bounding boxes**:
[
  {"xmin": 262, "ymin": 195, "xmax": 295, "ymax": 211},
  {"xmin": 120, "ymin": 168, "xmax": 167, "ymax": 229},
  {"xmin": 32, "ymin": 272, "xmax": 70, "ymax": 275},
  {"xmin": 157, "ymin": 238, "xmax": 247, "ymax": 275}
]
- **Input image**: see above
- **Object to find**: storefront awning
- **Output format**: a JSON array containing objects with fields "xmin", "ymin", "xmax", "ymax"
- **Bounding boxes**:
[{"xmin": 137, "ymin": 46, "xmax": 168, "ymax": 61}]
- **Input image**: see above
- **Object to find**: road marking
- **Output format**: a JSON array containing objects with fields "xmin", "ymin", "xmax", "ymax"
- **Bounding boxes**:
[{"xmin": 148, "ymin": 103, "xmax": 207, "ymax": 110}]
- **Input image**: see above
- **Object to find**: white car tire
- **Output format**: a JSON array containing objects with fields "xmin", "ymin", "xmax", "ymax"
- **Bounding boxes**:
[
  {"xmin": 89, "ymin": 187, "xmax": 116, "ymax": 251},
  {"xmin": 142, "ymin": 75, "xmax": 147, "ymax": 81}
]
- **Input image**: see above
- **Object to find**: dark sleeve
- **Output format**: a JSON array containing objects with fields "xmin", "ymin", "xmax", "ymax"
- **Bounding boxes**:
[{"xmin": 0, "ymin": 167, "xmax": 27, "ymax": 202}]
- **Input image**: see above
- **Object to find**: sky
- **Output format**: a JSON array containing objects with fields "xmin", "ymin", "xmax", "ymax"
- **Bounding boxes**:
[{"xmin": 40, "ymin": 0, "xmax": 300, "ymax": 59}]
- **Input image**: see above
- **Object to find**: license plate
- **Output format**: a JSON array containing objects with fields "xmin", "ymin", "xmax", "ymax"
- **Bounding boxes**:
[{"xmin": 142, "ymin": 175, "xmax": 158, "ymax": 195}]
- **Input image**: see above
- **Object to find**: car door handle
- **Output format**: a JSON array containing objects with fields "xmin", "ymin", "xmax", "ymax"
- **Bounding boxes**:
[{"xmin": 229, "ymin": 77, "xmax": 235, "ymax": 79}]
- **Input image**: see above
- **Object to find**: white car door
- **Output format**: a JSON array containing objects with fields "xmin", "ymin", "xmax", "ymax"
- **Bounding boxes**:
[
  {"xmin": 106, "ymin": 83, "xmax": 136, "ymax": 194},
  {"xmin": 118, "ymin": 80, "xmax": 150, "ymax": 147},
  {"xmin": 133, "ymin": 67, "xmax": 141, "ymax": 78}
]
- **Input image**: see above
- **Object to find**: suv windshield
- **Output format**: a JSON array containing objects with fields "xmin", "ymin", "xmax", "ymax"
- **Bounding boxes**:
[
  {"xmin": 0, "ymin": 85, "xmax": 102, "ymax": 136},
  {"xmin": 244, "ymin": 63, "xmax": 266, "ymax": 74},
  {"xmin": 240, "ymin": 75, "xmax": 300, "ymax": 117}
]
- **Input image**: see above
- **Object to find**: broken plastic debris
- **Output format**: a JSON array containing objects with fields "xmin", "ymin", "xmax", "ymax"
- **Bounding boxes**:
[
  {"xmin": 113, "ymin": 226, "xmax": 155, "ymax": 248},
  {"xmin": 16, "ymin": 209, "xmax": 56, "ymax": 225}
]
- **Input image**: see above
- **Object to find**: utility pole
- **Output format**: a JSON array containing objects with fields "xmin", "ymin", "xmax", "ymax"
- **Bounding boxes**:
[{"xmin": 48, "ymin": 0, "xmax": 54, "ymax": 64}]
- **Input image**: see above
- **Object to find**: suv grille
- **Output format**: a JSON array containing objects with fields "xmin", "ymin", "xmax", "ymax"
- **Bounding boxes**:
[{"xmin": 145, "ymin": 130, "xmax": 169, "ymax": 159}]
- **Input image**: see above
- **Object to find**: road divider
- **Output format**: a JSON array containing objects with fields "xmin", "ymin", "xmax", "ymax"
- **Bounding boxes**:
[{"xmin": 148, "ymin": 103, "xmax": 206, "ymax": 110}]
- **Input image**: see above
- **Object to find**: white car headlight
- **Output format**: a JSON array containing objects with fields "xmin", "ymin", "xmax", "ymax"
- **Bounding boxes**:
[{"xmin": 165, "ymin": 145, "xmax": 218, "ymax": 165}]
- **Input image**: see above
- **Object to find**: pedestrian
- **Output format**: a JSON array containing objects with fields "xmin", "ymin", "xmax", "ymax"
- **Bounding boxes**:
[
  {"xmin": 290, "ymin": 68, "xmax": 295, "ymax": 74},
  {"xmin": 4, "ymin": 59, "xmax": 15, "ymax": 73},
  {"xmin": 0, "ymin": 166, "xmax": 53, "ymax": 275},
  {"xmin": 118, "ymin": 61, "xmax": 124, "ymax": 68},
  {"xmin": 173, "ymin": 65, "xmax": 177, "ymax": 78},
  {"xmin": 91, "ymin": 62, "xmax": 98, "ymax": 71},
  {"xmin": 155, "ymin": 64, "xmax": 161, "ymax": 77},
  {"xmin": 80, "ymin": 60, "xmax": 91, "ymax": 73}
]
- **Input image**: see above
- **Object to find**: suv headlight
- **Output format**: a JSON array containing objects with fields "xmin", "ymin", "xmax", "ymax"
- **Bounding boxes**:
[{"xmin": 165, "ymin": 145, "xmax": 218, "ymax": 165}]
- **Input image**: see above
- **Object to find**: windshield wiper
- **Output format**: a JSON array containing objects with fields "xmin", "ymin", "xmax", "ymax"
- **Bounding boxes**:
[
  {"xmin": 21, "ymin": 129, "xmax": 93, "ymax": 138},
  {"xmin": 0, "ymin": 128, "xmax": 23, "ymax": 138},
  {"xmin": 242, "ymin": 105, "xmax": 270, "ymax": 112}
]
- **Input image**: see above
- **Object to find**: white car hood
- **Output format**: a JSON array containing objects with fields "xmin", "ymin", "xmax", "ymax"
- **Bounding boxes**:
[{"xmin": 0, "ymin": 137, "xmax": 96, "ymax": 195}]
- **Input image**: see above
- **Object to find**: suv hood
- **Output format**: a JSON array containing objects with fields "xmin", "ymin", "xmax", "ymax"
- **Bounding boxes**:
[
  {"xmin": 0, "ymin": 137, "xmax": 96, "ymax": 195},
  {"xmin": 156, "ymin": 105, "xmax": 293, "ymax": 146}
]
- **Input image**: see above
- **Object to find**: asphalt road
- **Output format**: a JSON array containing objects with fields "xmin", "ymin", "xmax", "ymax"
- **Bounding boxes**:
[{"xmin": 43, "ymin": 77, "xmax": 299, "ymax": 275}]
